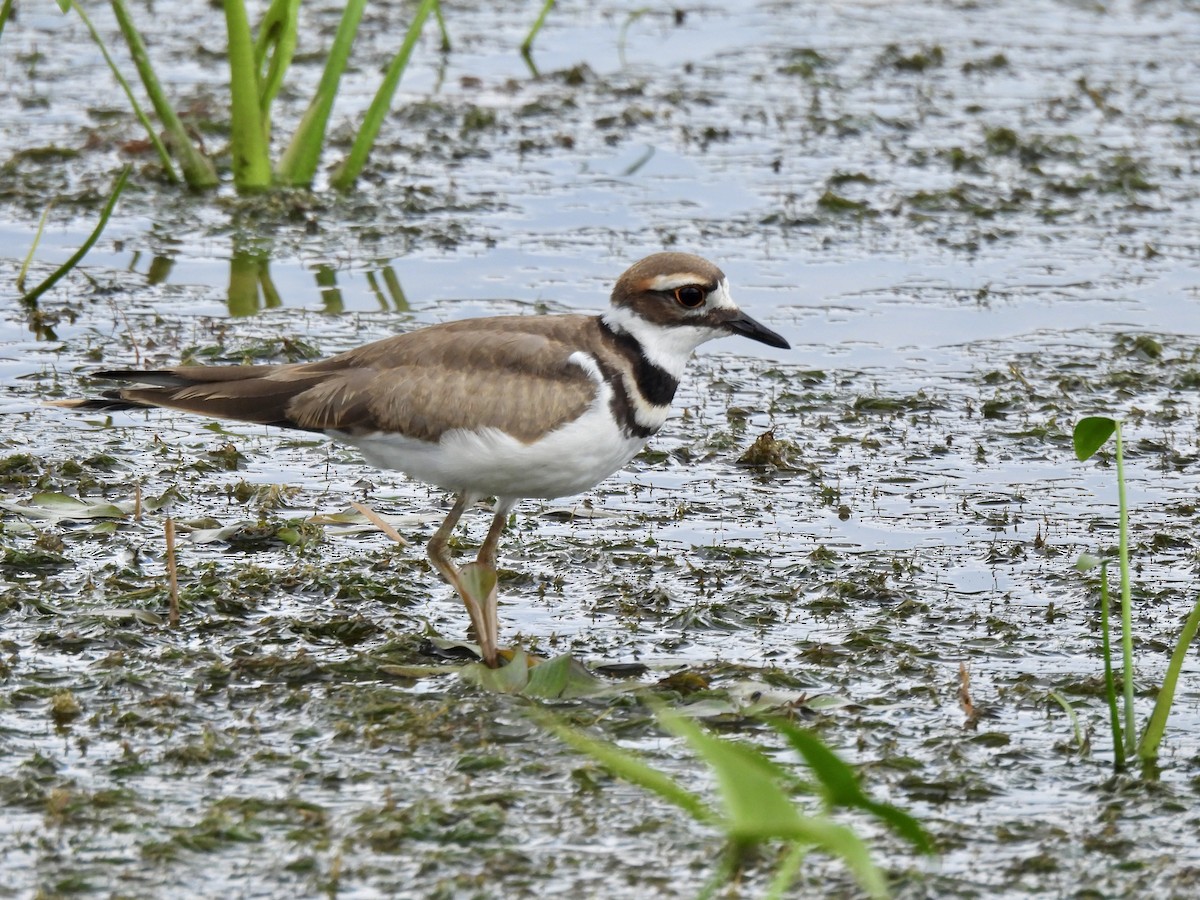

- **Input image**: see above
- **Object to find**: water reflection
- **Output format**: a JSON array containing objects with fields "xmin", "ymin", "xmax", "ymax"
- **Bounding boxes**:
[
  {"xmin": 228, "ymin": 246, "xmax": 282, "ymax": 317},
  {"xmin": 18, "ymin": 239, "xmax": 418, "ymax": 341},
  {"xmin": 314, "ymin": 263, "xmax": 342, "ymax": 315},
  {"xmin": 120, "ymin": 242, "xmax": 412, "ymax": 319},
  {"xmin": 366, "ymin": 266, "xmax": 409, "ymax": 311},
  {"xmin": 142, "ymin": 252, "xmax": 174, "ymax": 286}
]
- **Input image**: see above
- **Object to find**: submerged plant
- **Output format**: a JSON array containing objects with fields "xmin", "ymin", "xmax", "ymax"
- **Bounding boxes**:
[
  {"xmin": 541, "ymin": 707, "xmax": 932, "ymax": 899},
  {"xmin": 1073, "ymin": 416, "xmax": 1200, "ymax": 770}
]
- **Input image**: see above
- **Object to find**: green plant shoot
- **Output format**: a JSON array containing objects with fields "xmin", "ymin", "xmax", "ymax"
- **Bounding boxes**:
[{"xmin": 1074, "ymin": 415, "xmax": 1200, "ymax": 767}]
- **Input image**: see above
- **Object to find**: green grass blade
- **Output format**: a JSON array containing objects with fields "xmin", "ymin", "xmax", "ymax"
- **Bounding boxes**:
[
  {"xmin": 1113, "ymin": 423, "xmax": 1136, "ymax": 758},
  {"xmin": 1, "ymin": 0, "xmax": 17, "ymax": 40},
  {"xmin": 1047, "ymin": 691, "xmax": 1084, "ymax": 749},
  {"xmin": 1099, "ymin": 561, "xmax": 1126, "ymax": 770},
  {"xmin": 1073, "ymin": 416, "xmax": 1116, "ymax": 461},
  {"xmin": 1138, "ymin": 596, "xmax": 1200, "ymax": 762},
  {"xmin": 617, "ymin": 8, "xmax": 651, "ymax": 67},
  {"xmin": 329, "ymin": 0, "xmax": 436, "ymax": 190},
  {"xmin": 772, "ymin": 719, "xmax": 933, "ymax": 854},
  {"xmin": 17, "ymin": 202, "xmax": 54, "ymax": 293},
  {"xmin": 20, "ymin": 166, "xmax": 131, "ymax": 307},
  {"xmin": 223, "ymin": 0, "xmax": 272, "ymax": 191},
  {"xmin": 764, "ymin": 842, "xmax": 808, "ymax": 900},
  {"xmin": 276, "ymin": 0, "xmax": 368, "ymax": 187},
  {"xmin": 432, "ymin": 0, "xmax": 451, "ymax": 52},
  {"xmin": 72, "ymin": 0, "xmax": 178, "ymax": 183},
  {"xmin": 521, "ymin": 0, "xmax": 555, "ymax": 56},
  {"xmin": 253, "ymin": 0, "xmax": 299, "ymax": 134},
  {"xmin": 107, "ymin": 0, "xmax": 215, "ymax": 188},
  {"xmin": 535, "ymin": 711, "xmax": 715, "ymax": 824}
]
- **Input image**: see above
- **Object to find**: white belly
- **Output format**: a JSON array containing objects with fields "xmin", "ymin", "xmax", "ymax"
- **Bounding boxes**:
[{"xmin": 336, "ymin": 402, "xmax": 650, "ymax": 500}]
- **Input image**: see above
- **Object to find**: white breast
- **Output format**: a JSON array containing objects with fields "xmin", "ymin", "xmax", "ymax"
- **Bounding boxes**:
[{"xmin": 336, "ymin": 351, "xmax": 651, "ymax": 500}]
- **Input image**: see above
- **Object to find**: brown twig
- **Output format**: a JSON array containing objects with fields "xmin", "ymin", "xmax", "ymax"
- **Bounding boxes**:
[
  {"xmin": 350, "ymin": 501, "xmax": 409, "ymax": 546},
  {"xmin": 958, "ymin": 662, "xmax": 980, "ymax": 730},
  {"xmin": 165, "ymin": 517, "xmax": 180, "ymax": 627}
]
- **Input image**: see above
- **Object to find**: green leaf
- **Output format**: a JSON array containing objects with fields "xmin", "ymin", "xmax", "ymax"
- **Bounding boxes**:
[
  {"xmin": 1073, "ymin": 416, "xmax": 1117, "ymax": 461},
  {"xmin": 521, "ymin": 0, "xmax": 555, "ymax": 55},
  {"xmin": 657, "ymin": 710, "xmax": 805, "ymax": 837},
  {"xmin": 524, "ymin": 654, "xmax": 628, "ymax": 699},
  {"xmin": 462, "ymin": 648, "xmax": 529, "ymax": 694},
  {"xmin": 108, "ymin": 0, "xmax": 214, "ymax": 186},
  {"xmin": 534, "ymin": 711, "xmax": 715, "ymax": 825},
  {"xmin": 459, "ymin": 562, "xmax": 497, "ymax": 605},
  {"xmin": 253, "ymin": 0, "xmax": 299, "ymax": 122},
  {"xmin": 658, "ymin": 710, "xmax": 889, "ymax": 898},
  {"xmin": 188, "ymin": 521, "xmax": 256, "ymax": 543},
  {"xmin": 772, "ymin": 720, "xmax": 933, "ymax": 854}
]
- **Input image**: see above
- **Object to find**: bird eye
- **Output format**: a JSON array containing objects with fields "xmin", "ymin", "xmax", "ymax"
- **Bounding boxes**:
[{"xmin": 673, "ymin": 285, "xmax": 706, "ymax": 308}]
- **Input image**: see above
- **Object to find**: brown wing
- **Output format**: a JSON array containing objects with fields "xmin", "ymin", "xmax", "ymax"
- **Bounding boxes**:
[{"xmin": 58, "ymin": 315, "xmax": 602, "ymax": 444}]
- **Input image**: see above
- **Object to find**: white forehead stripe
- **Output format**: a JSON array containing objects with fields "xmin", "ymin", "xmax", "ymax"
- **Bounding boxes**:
[{"xmin": 644, "ymin": 272, "xmax": 713, "ymax": 292}]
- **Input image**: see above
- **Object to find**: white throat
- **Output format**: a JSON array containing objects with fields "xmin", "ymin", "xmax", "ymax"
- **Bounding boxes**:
[{"xmin": 602, "ymin": 305, "xmax": 722, "ymax": 380}]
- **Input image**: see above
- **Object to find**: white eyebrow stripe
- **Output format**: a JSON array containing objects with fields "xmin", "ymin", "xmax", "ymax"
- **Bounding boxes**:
[
  {"xmin": 644, "ymin": 272, "xmax": 712, "ymax": 291},
  {"xmin": 708, "ymin": 278, "xmax": 737, "ymax": 309}
]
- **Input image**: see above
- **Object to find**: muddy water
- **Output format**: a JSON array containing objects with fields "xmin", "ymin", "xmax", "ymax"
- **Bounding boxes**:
[{"xmin": 3, "ymin": 0, "xmax": 1200, "ymax": 896}]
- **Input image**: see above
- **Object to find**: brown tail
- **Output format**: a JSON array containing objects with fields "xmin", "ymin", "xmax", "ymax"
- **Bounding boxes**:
[{"xmin": 49, "ymin": 366, "xmax": 327, "ymax": 431}]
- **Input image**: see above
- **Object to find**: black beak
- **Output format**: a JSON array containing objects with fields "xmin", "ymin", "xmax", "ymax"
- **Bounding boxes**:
[{"xmin": 721, "ymin": 309, "xmax": 790, "ymax": 349}]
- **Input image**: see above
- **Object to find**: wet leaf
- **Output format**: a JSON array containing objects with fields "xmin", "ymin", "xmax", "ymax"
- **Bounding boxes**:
[
  {"xmin": 538, "ymin": 506, "xmax": 624, "ymax": 521},
  {"xmin": 462, "ymin": 648, "xmax": 531, "ymax": 693},
  {"xmin": 1073, "ymin": 416, "xmax": 1116, "ymax": 461},
  {"xmin": 0, "ymin": 492, "xmax": 131, "ymax": 522},
  {"xmin": 803, "ymin": 694, "xmax": 856, "ymax": 711},
  {"xmin": 737, "ymin": 428, "xmax": 799, "ymax": 469},
  {"xmin": 75, "ymin": 521, "xmax": 119, "ymax": 536},
  {"xmin": 2, "ymin": 546, "xmax": 69, "ymax": 569},
  {"xmin": 459, "ymin": 563, "xmax": 497, "ymax": 604},
  {"xmin": 187, "ymin": 521, "xmax": 259, "ymax": 543},
  {"xmin": 88, "ymin": 608, "xmax": 166, "ymax": 626},
  {"xmin": 523, "ymin": 653, "xmax": 594, "ymax": 698}
]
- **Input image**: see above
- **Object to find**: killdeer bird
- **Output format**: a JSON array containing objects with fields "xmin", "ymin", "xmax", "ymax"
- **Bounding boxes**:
[{"xmin": 55, "ymin": 253, "xmax": 789, "ymax": 667}]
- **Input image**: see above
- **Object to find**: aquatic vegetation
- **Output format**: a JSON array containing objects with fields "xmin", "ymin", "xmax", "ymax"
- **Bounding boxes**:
[
  {"xmin": 542, "ymin": 707, "xmax": 932, "ymax": 899},
  {"xmin": 17, "ymin": 165, "xmax": 129, "ymax": 306},
  {"xmin": 21, "ymin": 0, "xmax": 552, "ymax": 193},
  {"xmin": 1073, "ymin": 416, "xmax": 1200, "ymax": 770}
]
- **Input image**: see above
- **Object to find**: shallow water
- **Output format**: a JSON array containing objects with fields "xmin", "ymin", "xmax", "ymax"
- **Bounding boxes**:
[{"xmin": 4, "ymin": 0, "xmax": 1200, "ymax": 897}]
